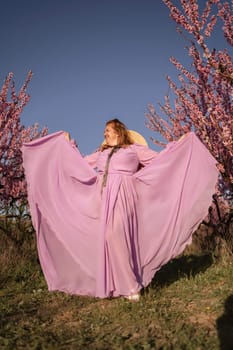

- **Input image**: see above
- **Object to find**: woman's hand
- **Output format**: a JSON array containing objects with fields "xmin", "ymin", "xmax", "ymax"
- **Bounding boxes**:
[
  {"xmin": 178, "ymin": 133, "xmax": 189, "ymax": 142},
  {"xmin": 64, "ymin": 131, "xmax": 70, "ymax": 141}
]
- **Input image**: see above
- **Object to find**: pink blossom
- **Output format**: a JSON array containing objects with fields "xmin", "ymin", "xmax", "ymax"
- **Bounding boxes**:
[
  {"xmin": 0, "ymin": 72, "xmax": 47, "ymax": 215},
  {"xmin": 146, "ymin": 0, "xmax": 232, "ymax": 220}
]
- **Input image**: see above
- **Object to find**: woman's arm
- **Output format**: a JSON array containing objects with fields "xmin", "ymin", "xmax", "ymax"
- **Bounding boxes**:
[
  {"xmin": 84, "ymin": 151, "xmax": 100, "ymax": 168},
  {"xmin": 133, "ymin": 144, "xmax": 158, "ymax": 166}
]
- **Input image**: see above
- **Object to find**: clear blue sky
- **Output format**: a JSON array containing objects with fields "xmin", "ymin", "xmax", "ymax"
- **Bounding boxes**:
[{"xmin": 0, "ymin": 0, "xmax": 228, "ymax": 154}]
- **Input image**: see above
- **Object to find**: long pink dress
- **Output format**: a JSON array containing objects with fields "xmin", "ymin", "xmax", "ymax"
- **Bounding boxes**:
[{"xmin": 22, "ymin": 131, "xmax": 218, "ymax": 298}]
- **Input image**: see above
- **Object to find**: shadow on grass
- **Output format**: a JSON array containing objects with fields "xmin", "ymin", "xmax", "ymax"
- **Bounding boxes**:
[
  {"xmin": 216, "ymin": 294, "xmax": 233, "ymax": 350},
  {"xmin": 149, "ymin": 253, "xmax": 214, "ymax": 289}
]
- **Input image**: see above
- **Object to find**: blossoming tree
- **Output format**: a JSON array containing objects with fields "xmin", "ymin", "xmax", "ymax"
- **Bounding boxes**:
[
  {"xmin": 146, "ymin": 0, "xmax": 232, "ymax": 232},
  {"xmin": 0, "ymin": 71, "xmax": 47, "ymax": 242}
]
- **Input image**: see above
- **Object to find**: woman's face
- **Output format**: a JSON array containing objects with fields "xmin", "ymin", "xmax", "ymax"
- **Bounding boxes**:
[{"xmin": 104, "ymin": 124, "xmax": 119, "ymax": 146}]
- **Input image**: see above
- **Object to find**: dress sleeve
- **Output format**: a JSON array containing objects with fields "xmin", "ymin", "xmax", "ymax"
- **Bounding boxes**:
[
  {"xmin": 133, "ymin": 144, "xmax": 158, "ymax": 166},
  {"xmin": 84, "ymin": 151, "xmax": 100, "ymax": 168}
]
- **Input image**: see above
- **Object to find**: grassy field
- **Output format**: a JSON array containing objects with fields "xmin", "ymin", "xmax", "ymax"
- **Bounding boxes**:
[{"xmin": 0, "ymin": 235, "xmax": 233, "ymax": 350}]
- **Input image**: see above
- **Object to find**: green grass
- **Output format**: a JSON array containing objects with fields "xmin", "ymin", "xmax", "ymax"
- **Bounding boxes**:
[{"xmin": 0, "ymin": 236, "xmax": 233, "ymax": 350}]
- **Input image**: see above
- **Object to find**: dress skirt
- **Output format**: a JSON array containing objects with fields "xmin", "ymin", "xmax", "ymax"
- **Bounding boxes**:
[{"xmin": 22, "ymin": 131, "xmax": 218, "ymax": 298}]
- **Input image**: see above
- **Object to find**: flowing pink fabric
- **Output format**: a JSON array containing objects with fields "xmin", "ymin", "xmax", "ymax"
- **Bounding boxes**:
[{"xmin": 22, "ymin": 131, "xmax": 218, "ymax": 298}]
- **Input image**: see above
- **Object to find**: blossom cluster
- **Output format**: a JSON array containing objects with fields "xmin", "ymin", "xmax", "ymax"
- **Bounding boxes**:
[
  {"xmin": 146, "ymin": 0, "xmax": 232, "ymax": 207},
  {"xmin": 0, "ymin": 72, "xmax": 48, "ymax": 214}
]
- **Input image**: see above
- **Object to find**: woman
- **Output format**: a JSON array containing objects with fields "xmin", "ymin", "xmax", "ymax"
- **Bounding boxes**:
[{"xmin": 22, "ymin": 119, "xmax": 218, "ymax": 300}]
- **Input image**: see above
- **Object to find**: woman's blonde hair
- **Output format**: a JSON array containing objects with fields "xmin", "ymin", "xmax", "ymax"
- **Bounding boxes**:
[{"xmin": 101, "ymin": 118, "xmax": 133, "ymax": 151}]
